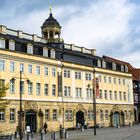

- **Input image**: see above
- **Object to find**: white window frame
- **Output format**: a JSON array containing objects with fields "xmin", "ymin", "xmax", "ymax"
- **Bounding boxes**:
[
  {"xmin": 20, "ymin": 63, "xmax": 24, "ymax": 72},
  {"xmin": 36, "ymin": 66, "xmax": 40, "ymax": 75},
  {"xmin": 0, "ymin": 38, "xmax": 5, "ymax": 49},
  {"xmin": 10, "ymin": 61, "xmax": 15, "ymax": 72},
  {"xmin": 10, "ymin": 108, "xmax": 15, "ymax": 122},
  {"xmin": 0, "ymin": 60, "xmax": 5, "ymax": 71},
  {"xmin": 44, "ymin": 67, "xmax": 48, "ymax": 76},
  {"xmin": 36, "ymin": 83, "xmax": 41, "ymax": 95},
  {"xmin": 0, "ymin": 109, "xmax": 5, "ymax": 121},
  {"xmin": 9, "ymin": 40, "xmax": 15, "ymax": 51},
  {"xmin": 27, "ymin": 44, "xmax": 33, "ymax": 54},
  {"xmin": 10, "ymin": 79, "xmax": 15, "ymax": 93},
  {"xmin": 52, "ymin": 85, "xmax": 56, "ymax": 96},
  {"xmin": 28, "ymin": 82, "xmax": 33, "ymax": 95},
  {"xmin": 44, "ymin": 84, "xmax": 49, "ymax": 95},
  {"xmin": 28, "ymin": 64, "xmax": 32, "ymax": 74}
]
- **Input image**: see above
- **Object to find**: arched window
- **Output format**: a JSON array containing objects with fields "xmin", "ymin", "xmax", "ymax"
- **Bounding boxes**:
[
  {"xmin": 27, "ymin": 44, "xmax": 33, "ymax": 54},
  {"xmin": 0, "ymin": 38, "xmax": 5, "ymax": 49},
  {"xmin": 9, "ymin": 40, "xmax": 15, "ymax": 50}
]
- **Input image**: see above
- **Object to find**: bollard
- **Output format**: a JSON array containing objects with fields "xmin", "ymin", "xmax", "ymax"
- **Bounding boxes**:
[
  {"xmin": 41, "ymin": 132, "xmax": 43, "ymax": 140},
  {"xmin": 31, "ymin": 132, "xmax": 33, "ymax": 138},
  {"xmin": 81, "ymin": 126, "xmax": 84, "ymax": 132},
  {"xmin": 60, "ymin": 128, "xmax": 63, "ymax": 139},
  {"xmin": 54, "ymin": 132, "xmax": 56, "ymax": 140},
  {"xmin": 51, "ymin": 131, "xmax": 53, "ymax": 139},
  {"xmin": 10, "ymin": 134, "xmax": 15, "ymax": 140},
  {"xmin": 65, "ymin": 130, "xmax": 68, "ymax": 139},
  {"xmin": 27, "ymin": 133, "xmax": 31, "ymax": 140}
]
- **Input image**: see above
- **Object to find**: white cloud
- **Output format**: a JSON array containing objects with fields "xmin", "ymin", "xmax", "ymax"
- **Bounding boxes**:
[{"xmin": 1, "ymin": 0, "xmax": 140, "ymax": 67}]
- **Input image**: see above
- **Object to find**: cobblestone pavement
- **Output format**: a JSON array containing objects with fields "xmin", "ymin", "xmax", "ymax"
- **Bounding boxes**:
[{"xmin": 21, "ymin": 124, "xmax": 140, "ymax": 140}]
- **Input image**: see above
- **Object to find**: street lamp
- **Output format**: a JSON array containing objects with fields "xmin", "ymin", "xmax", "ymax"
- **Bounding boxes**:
[
  {"xmin": 12, "ymin": 70, "xmax": 30, "ymax": 140},
  {"xmin": 87, "ymin": 70, "xmax": 96, "ymax": 135}
]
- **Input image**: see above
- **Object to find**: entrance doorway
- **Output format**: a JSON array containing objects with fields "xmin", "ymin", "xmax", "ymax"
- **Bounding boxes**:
[
  {"xmin": 26, "ymin": 110, "xmax": 37, "ymax": 132},
  {"xmin": 113, "ymin": 112, "xmax": 120, "ymax": 127},
  {"xmin": 76, "ymin": 111, "xmax": 84, "ymax": 125}
]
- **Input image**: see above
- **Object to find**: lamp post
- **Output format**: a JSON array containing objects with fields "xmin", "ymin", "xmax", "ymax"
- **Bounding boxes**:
[
  {"xmin": 92, "ymin": 78, "xmax": 96, "ymax": 135},
  {"xmin": 19, "ymin": 70, "xmax": 22, "ymax": 140},
  {"xmin": 87, "ymin": 70, "xmax": 96, "ymax": 135},
  {"xmin": 12, "ymin": 70, "xmax": 30, "ymax": 140}
]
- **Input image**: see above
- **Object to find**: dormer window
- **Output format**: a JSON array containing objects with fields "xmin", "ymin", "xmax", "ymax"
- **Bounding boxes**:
[
  {"xmin": 51, "ymin": 49, "xmax": 55, "ymax": 58},
  {"xmin": 27, "ymin": 44, "xmax": 33, "ymax": 54},
  {"xmin": 9, "ymin": 40, "xmax": 15, "ymax": 51},
  {"xmin": 97, "ymin": 59, "xmax": 101, "ymax": 67},
  {"xmin": 43, "ymin": 47, "xmax": 48, "ymax": 57},
  {"xmin": 112, "ymin": 62, "xmax": 116, "ymax": 70},
  {"xmin": 125, "ymin": 65, "xmax": 128, "ymax": 72},
  {"xmin": 102, "ymin": 60, "xmax": 106, "ymax": 68},
  {"xmin": 0, "ymin": 38, "xmax": 5, "ymax": 49},
  {"xmin": 121, "ymin": 65, "xmax": 124, "ymax": 72}
]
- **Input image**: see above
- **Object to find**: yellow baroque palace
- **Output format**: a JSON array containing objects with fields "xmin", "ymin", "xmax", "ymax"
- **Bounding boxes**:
[{"xmin": 0, "ymin": 10, "xmax": 134, "ymax": 134}]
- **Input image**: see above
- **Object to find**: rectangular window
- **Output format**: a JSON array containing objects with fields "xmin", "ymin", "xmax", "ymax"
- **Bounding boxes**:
[
  {"xmin": 123, "ymin": 79, "xmax": 125, "ymax": 85},
  {"xmin": 0, "ymin": 39, "xmax": 5, "ymax": 49},
  {"xmin": 52, "ymin": 85, "xmax": 56, "ymax": 96},
  {"xmin": 75, "ymin": 72, "xmax": 81, "ymax": 79},
  {"xmin": 65, "ymin": 110, "xmax": 72, "ymax": 121},
  {"xmin": 20, "ymin": 63, "xmax": 24, "ymax": 72},
  {"xmin": 10, "ymin": 109, "xmax": 15, "ymax": 121},
  {"xmin": 100, "ymin": 110, "xmax": 103, "ymax": 121},
  {"xmin": 44, "ymin": 84, "xmax": 48, "ymax": 95},
  {"xmin": 9, "ymin": 41, "xmax": 15, "ymax": 50},
  {"xmin": 123, "ymin": 92, "xmax": 126, "ymax": 101},
  {"xmin": 64, "ymin": 70, "xmax": 70, "ymax": 78},
  {"xmin": 36, "ymin": 83, "xmax": 41, "ymax": 95},
  {"xmin": 20, "ymin": 81, "xmax": 24, "ymax": 94},
  {"xmin": 0, "ymin": 79, "xmax": 5, "ymax": 93},
  {"xmin": 85, "ymin": 73, "xmax": 91, "ymax": 81},
  {"xmin": 44, "ymin": 67, "xmax": 48, "ymax": 75},
  {"xmin": 114, "ymin": 78, "xmax": 116, "ymax": 84},
  {"xmin": 0, "ymin": 109, "xmax": 5, "ymax": 121},
  {"xmin": 43, "ymin": 48, "xmax": 48, "ymax": 57},
  {"xmin": 104, "ymin": 76, "xmax": 106, "ymax": 83},
  {"xmin": 109, "ymin": 90, "xmax": 112, "ymax": 100},
  {"xmin": 86, "ymin": 88, "xmax": 92, "ymax": 98},
  {"xmin": 52, "ymin": 68, "xmax": 56, "ymax": 77},
  {"xmin": 28, "ymin": 64, "xmax": 32, "ymax": 74},
  {"xmin": 76, "ymin": 87, "xmax": 82, "ymax": 98},
  {"xmin": 28, "ymin": 82, "xmax": 33, "ymax": 95},
  {"xmin": 114, "ymin": 91, "xmax": 117, "ymax": 100},
  {"xmin": 36, "ymin": 66, "xmax": 40, "ymax": 75},
  {"xmin": 10, "ymin": 61, "xmax": 15, "ymax": 72},
  {"xmin": 64, "ymin": 86, "xmax": 71, "ymax": 97},
  {"xmin": 109, "ymin": 77, "xmax": 111, "ymax": 83},
  {"xmin": 105, "ymin": 110, "xmax": 108, "ymax": 120},
  {"xmin": 45, "ymin": 109, "xmax": 50, "ymax": 120},
  {"xmin": 99, "ymin": 75, "xmax": 102, "ymax": 82},
  {"xmin": 118, "ymin": 79, "xmax": 121, "ymax": 85},
  {"xmin": 99, "ymin": 90, "xmax": 102, "ymax": 98},
  {"xmin": 88, "ymin": 110, "xmax": 93, "ymax": 120},
  {"xmin": 53, "ymin": 109, "xmax": 57, "ymax": 120},
  {"xmin": 10, "ymin": 79, "xmax": 15, "ymax": 93},
  {"xmin": 0, "ymin": 60, "xmax": 5, "ymax": 71},
  {"xmin": 104, "ymin": 90, "xmax": 107, "ymax": 99},
  {"xmin": 119, "ymin": 91, "xmax": 122, "ymax": 100},
  {"xmin": 27, "ymin": 44, "xmax": 33, "ymax": 54}
]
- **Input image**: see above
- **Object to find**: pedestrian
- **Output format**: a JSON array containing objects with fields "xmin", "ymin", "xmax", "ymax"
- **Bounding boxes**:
[
  {"xmin": 44, "ymin": 122, "xmax": 48, "ymax": 134},
  {"xmin": 84, "ymin": 120, "xmax": 87, "ymax": 129}
]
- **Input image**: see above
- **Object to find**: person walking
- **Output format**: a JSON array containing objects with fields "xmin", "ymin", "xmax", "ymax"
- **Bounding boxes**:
[{"xmin": 44, "ymin": 122, "xmax": 48, "ymax": 134}]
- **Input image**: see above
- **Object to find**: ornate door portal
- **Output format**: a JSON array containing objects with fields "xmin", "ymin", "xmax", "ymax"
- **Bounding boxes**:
[
  {"xmin": 25, "ymin": 110, "xmax": 37, "ymax": 132},
  {"xmin": 113, "ymin": 112, "xmax": 119, "ymax": 127}
]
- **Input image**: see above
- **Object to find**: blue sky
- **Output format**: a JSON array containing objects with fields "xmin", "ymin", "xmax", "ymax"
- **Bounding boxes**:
[{"xmin": 0, "ymin": 0, "xmax": 140, "ymax": 67}]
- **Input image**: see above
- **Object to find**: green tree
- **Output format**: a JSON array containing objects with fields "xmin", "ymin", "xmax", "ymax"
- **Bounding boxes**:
[{"xmin": 0, "ymin": 80, "xmax": 9, "ymax": 108}]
